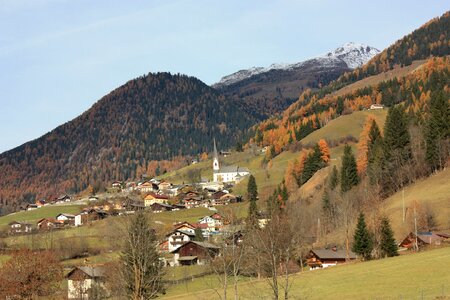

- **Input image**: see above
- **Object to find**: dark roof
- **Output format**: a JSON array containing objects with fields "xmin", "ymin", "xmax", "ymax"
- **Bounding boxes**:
[
  {"xmin": 171, "ymin": 240, "xmax": 220, "ymax": 253},
  {"xmin": 215, "ymin": 165, "xmax": 250, "ymax": 174},
  {"xmin": 67, "ymin": 266, "xmax": 105, "ymax": 278},
  {"xmin": 311, "ymin": 249, "xmax": 356, "ymax": 260}
]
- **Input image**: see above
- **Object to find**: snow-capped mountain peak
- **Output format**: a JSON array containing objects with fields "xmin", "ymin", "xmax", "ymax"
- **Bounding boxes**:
[{"xmin": 214, "ymin": 42, "xmax": 380, "ymax": 87}]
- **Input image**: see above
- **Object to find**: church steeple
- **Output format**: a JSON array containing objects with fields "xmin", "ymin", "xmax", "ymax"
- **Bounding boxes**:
[{"xmin": 213, "ymin": 138, "xmax": 220, "ymax": 171}]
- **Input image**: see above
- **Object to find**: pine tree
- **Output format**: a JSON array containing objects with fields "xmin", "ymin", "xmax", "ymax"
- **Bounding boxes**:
[
  {"xmin": 341, "ymin": 144, "xmax": 359, "ymax": 193},
  {"xmin": 378, "ymin": 217, "xmax": 398, "ymax": 258},
  {"xmin": 122, "ymin": 212, "xmax": 165, "ymax": 298},
  {"xmin": 383, "ymin": 106, "xmax": 411, "ymax": 164},
  {"xmin": 301, "ymin": 144, "xmax": 326, "ymax": 185},
  {"xmin": 352, "ymin": 213, "xmax": 373, "ymax": 260},
  {"xmin": 329, "ymin": 165, "xmax": 339, "ymax": 190},
  {"xmin": 247, "ymin": 175, "xmax": 258, "ymax": 202},
  {"xmin": 426, "ymin": 90, "xmax": 450, "ymax": 171}
]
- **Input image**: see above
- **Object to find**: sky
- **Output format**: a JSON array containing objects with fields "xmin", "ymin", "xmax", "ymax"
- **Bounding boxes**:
[{"xmin": 0, "ymin": 0, "xmax": 448, "ymax": 153}]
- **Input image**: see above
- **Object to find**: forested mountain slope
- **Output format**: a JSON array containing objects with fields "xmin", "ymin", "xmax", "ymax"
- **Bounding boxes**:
[{"xmin": 0, "ymin": 73, "xmax": 256, "ymax": 209}]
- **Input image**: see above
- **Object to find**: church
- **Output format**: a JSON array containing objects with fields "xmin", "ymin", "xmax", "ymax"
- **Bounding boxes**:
[{"xmin": 212, "ymin": 139, "xmax": 250, "ymax": 183}]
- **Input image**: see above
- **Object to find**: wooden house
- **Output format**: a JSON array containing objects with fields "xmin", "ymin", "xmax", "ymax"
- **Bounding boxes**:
[
  {"xmin": 399, "ymin": 232, "xmax": 444, "ymax": 249},
  {"xmin": 37, "ymin": 218, "xmax": 65, "ymax": 230},
  {"xmin": 8, "ymin": 221, "xmax": 32, "ymax": 234},
  {"xmin": 171, "ymin": 241, "xmax": 220, "ymax": 266},
  {"xmin": 67, "ymin": 266, "xmax": 106, "ymax": 299},
  {"xmin": 167, "ymin": 229, "xmax": 196, "ymax": 252},
  {"xmin": 144, "ymin": 193, "xmax": 169, "ymax": 206},
  {"xmin": 56, "ymin": 213, "xmax": 76, "ymax": 226},
  {"xmin": 306, "ymin": 247, "xmax": 356, "ymax": 269},
  {"xmin": 150, "ymin": 202, "xmax": 174, "ymax": 213}
]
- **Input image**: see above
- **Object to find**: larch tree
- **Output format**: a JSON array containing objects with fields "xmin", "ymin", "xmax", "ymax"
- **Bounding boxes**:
[
  {"xmin": 341, "ymin": 144, "xmax": 359, "ymax": 193},
  {"xmin": 318, "ymin": 139, "xmax": 331, "ymax": 163},
  {"xmin": 121, "ymin": 212, "xmax": 165, "ymax": 299},
  {"xmin": 357, "ymin": 116, "xmax": 376, "ymax": 175}
]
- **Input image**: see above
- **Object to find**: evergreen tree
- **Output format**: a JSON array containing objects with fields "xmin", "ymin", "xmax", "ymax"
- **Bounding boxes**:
[
  {"xmin": 247, "ymin": 175, "xmax": 258, "ymax": 202},
  {"xmin": 121, "ymin": 212, "xmax": 165, "ymax": 298},
  {"xmin": 194, "ymin": 227, "xmax": 205, "ymax": 241},
  {"xmin": 367, "ymin": 119, "xmax": 382, "ymax": 161},
  {"xmin": 235, "ymin": 141, "xmax": 244, "ymax": 152},
  {"xmin": 378, "ymin": 217, "xmax": 398, "ymax": 258},
  {"xmin": 301, "ymin": 144, "xmax": 326, "ymax": 185},
  {"xmin": 383, "ymin": 106, "xmax": 411, "ymax": 164},
  {"xmin": 329, "ymin": 166, "xmax": 339, "ymax": 190},
  {"xmin": 426, "ymin": 90, "xmax": 450, "ymax": 171},
  {"xmin": 352, "ymin": 213, "xmax": 373, "ymax": 260},
  {"xmin": 340, "ymin": 144, "xmax": 359, "ymax": 193}
]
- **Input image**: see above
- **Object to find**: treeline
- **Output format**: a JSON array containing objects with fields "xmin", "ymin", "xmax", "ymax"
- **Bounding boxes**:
[{"xmin": 0, "ymin": 73, "xmax": 256, "ymax": 209}]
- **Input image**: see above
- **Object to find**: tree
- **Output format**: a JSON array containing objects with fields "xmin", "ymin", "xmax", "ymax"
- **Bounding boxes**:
[
  {"xmin": 378, "ymin": 217, "xmax": 398, "ymax": 258},
  {"xmin": 341, "ymin": 144, "xmax": 359, "ymax": 193},
  {"xmin": 352, "ymin": 213, "xmax": 373, "ymax": 260},
  {"xmin": 235, "ymin": 141, "xmax": 244, "ymax": 152},
  {"xmin": 301, "ymin": 144, "xmax": 326, "ymax": 185},
  {"xmin": 329, "ymin": 166, "xmax": 339, "ymax": 190},
  {"xmin": 247, "ymin": 175, "xmax": 258, "ymax": 202},
  {"xmin": 318, "ymin": 139, "xmax": 331, "ymax": 163},
  {"xmin": 425, "ymin": 90, "xmax": 450, "ymax": 171},
  {"xmin": 194, "ymin": 227, "xmax": 205, "ymax": 241},
  {"xmin": 121, "ymin": 212, "xmax": 165, "ymax": 299},
  {"xmin": 0, "ymin": 249, "xmax": 63, "ymax": 299}
]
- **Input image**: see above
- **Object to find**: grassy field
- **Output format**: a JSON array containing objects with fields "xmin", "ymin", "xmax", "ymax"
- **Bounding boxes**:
[
  {"xmin": 0, "ymin": 204, "xmax": 83, "ymax": 230},
  {"xmin": 162, "ymin": 246, "xmax": 450, "ymax": 299},
  {"xmin": 302, "ymin": 109, "xmax": 387, "ymax": 146},
  {"xmin": 384, "ymin": 168, "xmax": 450, "ymax": 239}
]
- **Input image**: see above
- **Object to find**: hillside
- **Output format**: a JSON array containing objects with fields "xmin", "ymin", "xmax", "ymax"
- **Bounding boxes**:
[
  {"xmin": 162, "ymin": 247, "xmax": 450, "ymax": 299},
  {"xmin": 213, "ymin": 43, "xmax": 379, "ymax": 119},
  {"xmin": 0, "ymin": 73, "xmax": 257, "ymax": 209}
]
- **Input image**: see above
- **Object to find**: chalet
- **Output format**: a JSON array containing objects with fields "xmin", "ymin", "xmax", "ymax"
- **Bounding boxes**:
[
  {"xmin": 171, "ymin": 241, "xmax": 220, "ymax": 266},
  {"xmin": 212, "ymin": 192, "xmax": 237, "ymax": 205},
  {"xmin": 399, "ymin": 232, "xmax": 444, "ymax": 249},
  {"xmin": 137, "ymin": 181, "xmax": 157, "ymax": 193},
  {"xmin": 158, "ymin": 181, "xmax": 173, "ymax": 191},
  {"xmin": 167, "ymin": 229, "xmax": 196, "ymax": 252},
  {"xmin": 198, "ymin": 213, "xmax": 223, "ymax": 232},
  {"xmin": 306, "ymin": 247, "xmax": 356, "ymax": 269},
  {"xmin": 370, "ymin": 104, "xmax": 384, "ymax": 110},
  {"xmin": 67, "ymin": 266, "xmax": 106, "ymax": 299},
  {"xmin": 111, "ymin": 181, "xmax": 122, "ymax": 188},
  {"xmin": 173, "ymin": 222, "xmax": 196, "ymax": 232},
  {"xmin": 150, "ymin": 202, "xmax": 174, "ymax": 213},
  {"xmin": 57, "ymin": 194, "xmax": 71, "ymax": 202},
  {"xmin": 55, "ymin": 213, "xmax": 76, "ymax": 226},
  {"xmin": 144, "ymin": 193, "xmax": 169, "ymax": 206},
  {"xmin": 9, "ymin": 221, "xmax": 32, "ymax": 234},
  {"xmin": 37, "ymin": 218, "xmax": 64, "ymax": 230},
  {"xmin": 183, "ymin": 196, "xmax": 206, "ymax": 209}
]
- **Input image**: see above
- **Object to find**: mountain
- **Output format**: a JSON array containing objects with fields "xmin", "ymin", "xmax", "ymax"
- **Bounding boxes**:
[
  {"xmin": 0, "ymin": 73, "xmax": 256, "ymax": 209},
  {"xmin": 212, "ymin": 43, "xmax": 380, "ymax": 119}
]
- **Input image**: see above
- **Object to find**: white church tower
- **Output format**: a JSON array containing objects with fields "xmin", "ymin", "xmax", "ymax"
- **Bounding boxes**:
[{"xmin": 213, "ymin": 138, "xmax": 220, "ymax": 172}]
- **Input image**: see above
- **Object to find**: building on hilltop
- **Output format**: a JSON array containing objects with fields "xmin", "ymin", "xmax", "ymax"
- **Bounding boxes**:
[{"xmin": 212, "ymin": 138, "xmax": 250, "ymax": 183}]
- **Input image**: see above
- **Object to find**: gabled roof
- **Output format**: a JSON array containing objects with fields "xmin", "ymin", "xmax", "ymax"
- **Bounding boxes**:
[
  {"xmin": 144, "ymin": 193, "xmax": 169, "ymax": 200},
  {"xmin": 216, "ymin": 165, "xmax": 250, "ymax": 174},
  {"xmin": 67, "ymin": 266, "xmax": 105, "ymax": 279},
  {"xmin": 171, "ymin": 240, "xmax": 220, "ymax": 253},
  {"xmin": 56, "ymin": 213, "xmax": 76, "ymax": 218},
  {"xmin": 311, "ymin": 249, "xmax": 356, "ymax": 260}
]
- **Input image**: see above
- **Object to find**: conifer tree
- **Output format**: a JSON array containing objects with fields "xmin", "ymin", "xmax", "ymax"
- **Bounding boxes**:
[
  {"xmin": 247, "ymin": 174, "xmax": 259, "ymax": 228},
  {"xmin": 329, "ymin": 165, "xmax": 339, "ymax": 190},
  {"xmin": 352, "ymin": 213, "xmax": 373, "ymax": 260},
  {"xmin": 383, "ymin": 106, "xmax": 411, "ymax": 164},
  {"xmin": 194, "ymin": 227, "xmax": 205, "ymax": 241},
  {"xmin": 341, "ymin": 144, "xmax": 359, "ymax": 193},
  {"xmin": 247, "ymin": 175, "xmax": 258, "ymax": 202},
  {"xmin": 426, "ymin": 90, "xmax": 450, "ymax": 171},
  {"xmin": 378, "ymin": 217, "xmax": 398, "ymax": 258}
]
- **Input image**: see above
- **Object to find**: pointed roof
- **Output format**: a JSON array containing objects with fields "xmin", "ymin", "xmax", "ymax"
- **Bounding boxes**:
[{"xmin": 213, "ymin": 138, "xmax": 219, "ymax": 160}]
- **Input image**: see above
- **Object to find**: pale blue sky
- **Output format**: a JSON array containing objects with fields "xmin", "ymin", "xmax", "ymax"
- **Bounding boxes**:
[{"xmin": 0, "ymin": 0, "xmax": 448, "ymax": 153}]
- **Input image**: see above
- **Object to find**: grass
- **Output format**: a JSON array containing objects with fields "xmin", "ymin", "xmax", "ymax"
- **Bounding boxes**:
[
  {"xmin": 0, "ymin": 254, "xmax": 10, "ymax": 266},
  {"xmin": 162, "ymin": 246, "xmax": 450, "ymax": 299},
  {"xmin": 165, "ymin": 264, "xmax": 210, "ymax": 281},
  {"xmin": 384, "ymin": 167, "xmax": 450, "ymax": 239},
  {"xmin": 0, "ymin": 204, "xmax": 83, "ymax": 229},
  {"xmin": 301, "ymin": 109, "xmax": 387, "ymax": 146}
]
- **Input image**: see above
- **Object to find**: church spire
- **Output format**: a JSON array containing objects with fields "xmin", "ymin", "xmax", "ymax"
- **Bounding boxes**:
[{"xmin": 213, "ymin": 138, "xmax": 219, "ymax": 171}]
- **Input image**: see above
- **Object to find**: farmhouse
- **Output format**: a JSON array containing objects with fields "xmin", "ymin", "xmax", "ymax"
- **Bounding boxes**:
[
  {"xmin": 37, "ymin": 218, "xmax": 64, "ymax": 230},
  {"xmin": 9, "ymin": 221, "xmax": 32, "ymax": 234},
  {"xmin": 212, "ymin": 139, "xmax": 250, "ymax": 183},
  {"xmin": 67, "ymin": 266, "xmax": 106, "ymax": 299},
  {"xmin": 399, "ymin": 232, "xmax": 444, "ymax": 249},
  {"xmin": 56, "ymin": 213, "xmax": 76, "ymax": 226},
  {"xmin": 306, "ymin": 247, "xmax": 356, "ymax": 269},
  {"xmin": 171, "ymin": 241, "xmax": 220, "ymax": 266},
  {"xmin": 144, "ymin": 193, "xmax": 169, "ymax": 206},
  {"xmin": 167, "ymin": 229, "xmax": 196, "ymax": 252},
  {"xmin": 150, "ymin": 202, "xmax": 174, "ymax": 213}
]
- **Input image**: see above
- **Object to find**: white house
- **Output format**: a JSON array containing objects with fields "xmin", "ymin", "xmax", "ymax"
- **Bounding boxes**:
[
  {"xmin": 198, "ymin": 213, "xmax": 223, "ymax": 232},
  {"xmin": 56, "ymin": 213, "xmax": 76, "ymax": 223},
  {"xmin": 370, "ymin": 104, "xmax": 384, "ymax": 110},
  {"xmin": 167, "ymin": 229, "xmax": 195, "ymax": 252},
  {"xmin": 212, "ymin": 139, "xmax": 250, "ymax": 183},
  {"xmin": 67, "ymin": 266, "xmax": 106, "ymax": 299}
]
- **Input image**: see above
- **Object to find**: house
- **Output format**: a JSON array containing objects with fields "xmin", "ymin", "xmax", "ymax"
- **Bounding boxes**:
[
  {"xmin": 35, "ymin": 199, "xmax": 47, "ymax": 207},
  {"xmin": 198, "ymin": 213, "xmax": 223, "ymax": 232},
  {"xmin": 67, "ymin": 266, "xmax": 106, "ymax": 299},
  {"xmin": 150, "ymin": 202, "xmax": 174, "ymax": 213},
  {"xmin": 26, "ymin": 204, "xmax": 38, "ymax": 211},
  {"xmin": 158, "ymin": 181, "xmax": 173, "ymax": 191},
  {"xmin": 111, "ymin": 181, "xmax": 122, "ymax": 188},
  {"xmin": 399, "ymin": 232, "xmax": 444, "ymax": 249},
  {"xmin": 173, "ymin": 222, "xmax": 196, "ymax": 233},
  {"xmin": 212, "ymin": 139, "xmax": 250, "ymax": 183},
  {"xmin": 167, "ymin": 229, "xmax": 196, "ymax": 252},
  {"xmin": 225, "ymin": 230, "xmax": 244, "ymax": 246},
  {"xmin": 171, "ymin": 241, "xmax": 220, "ymax": 266},
  {"xmin": 256, "ymin": 211, "xmax": 270, "ymax": 228},
  {"xmin": 137, "ymin": 181, "xmax": 157, "ymax": 193},
  {"xmin": 9, "ymin": 221, "xmax": 32, "ymax": 234},
  {"xmin": 183, "ymin": 196, "xmax": 206, "ymax": 209},
  {"xmin": 212, "ymin": 192, "xmax": 237, "ymax": 205},
  {"xmin": 56, "ymin": 213, "xmax": 76, "ymax": 225},
  {"xmin": 144, "ymin": 193, "xmax": 169, "ymax": 206},
  {"xmin": 83, "ymin": 208, "xmax": 109, "ymax": 222},
  {"xmin": 74, "ymin": 214, "xmax": 83, "ymax": 226},
  {"xmin": 306, "ymin": 247, "xmax": 357, "ymax": 269},
  {"xmin": 370, "ymin": 104, "xmax": 384, "ymax": 110},
  {"xmin": 37, "ymin": 218, "xmax": 64, "ymax": 230},
  {"xmin": 57, "ymin": 194, "xmax": 71, "ymax": 202},
  {"xmin": 88, "ymin": 196, "xmax": 99, "ymax": 202}
]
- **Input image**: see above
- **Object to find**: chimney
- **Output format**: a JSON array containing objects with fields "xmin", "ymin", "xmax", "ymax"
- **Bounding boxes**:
[{"xmin": 331, "ymin": 246, "xmax": 337, "ymax": 252}]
